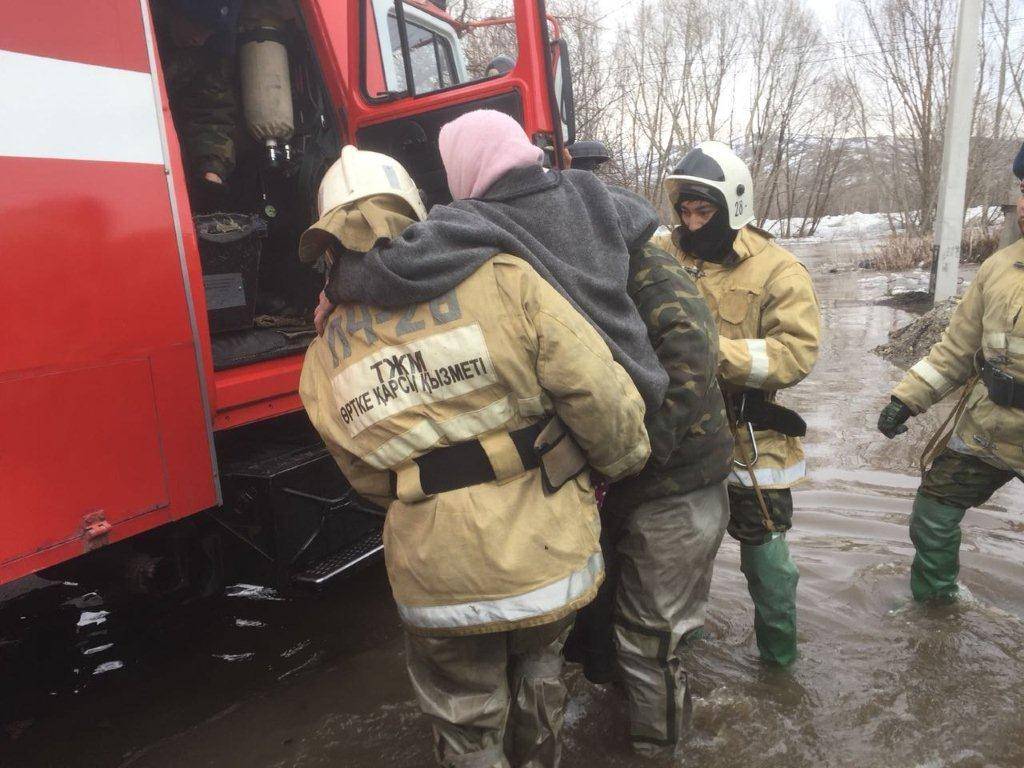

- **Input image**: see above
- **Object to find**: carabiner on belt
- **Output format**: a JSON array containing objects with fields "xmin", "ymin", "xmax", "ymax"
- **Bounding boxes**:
[
  {"xmin": 731, "ymin": 390, "xmax": 760, "ymax": 469},
  {"xmin": 732, "ymin": 420, "xmax": 760, "ymax": 469}
]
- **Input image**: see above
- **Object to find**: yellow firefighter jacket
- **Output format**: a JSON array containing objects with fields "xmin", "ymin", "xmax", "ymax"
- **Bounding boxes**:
[
  {"xmin": 654, "ymin": 225, "xmax": 821, "ymax": 489},
  {"xmin": 893, "ymin": 239, "xmax": 1024, "ymax": 474},
  {"xmin": 300, "ymin": 254, "xmax": 650, "ymax": 636}
]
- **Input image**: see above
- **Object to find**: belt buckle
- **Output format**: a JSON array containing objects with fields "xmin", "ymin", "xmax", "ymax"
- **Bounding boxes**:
[{"xmin": 987, "ymin": 365, "xmax": 1016, "ymax": 406}]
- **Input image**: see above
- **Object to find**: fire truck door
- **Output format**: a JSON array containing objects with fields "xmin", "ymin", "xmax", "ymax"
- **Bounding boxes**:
[
  {"xmin": 0, "ymin": 0, "xmax": 219, "ymax": 583},
  {"xmin": 303, "ymin": 0, "xmax": 566, "ymax": 205}
]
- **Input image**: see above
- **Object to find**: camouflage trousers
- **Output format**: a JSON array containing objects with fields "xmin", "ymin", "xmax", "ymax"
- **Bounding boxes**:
[
  {"xmin": 405, "ymin": 616, "xmax": 573, "ymax": 768},
  {"xmin": 919, "ymin": 447, "xmax": 1018, "ymax": 509},
  {"xmin": 727, "ymin": 487, "xmax": 794, "ymax": 545},
  {"xmin": 162, "ymin": 42, "xmax": 238, "ymax": 181}
]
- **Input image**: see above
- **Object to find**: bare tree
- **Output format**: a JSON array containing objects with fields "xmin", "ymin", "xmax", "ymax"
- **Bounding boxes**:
[
  {"xmin": 590, "ymin": 0, "xmax": 748, "ymax": 215},
  {"xmin": 742, "ymin": 0, "xmax": 833, "ymax": 228},
  {"xmin": 853, "ymin": 0, "xmax": 953, "ymax": 234},
  {"xmin": 451, "ymin": 0, "xmax": 1023, "ymax": 236},
  {"xmin": 549, "ymin": 0, "xmax": 617, "ymax": 141}
]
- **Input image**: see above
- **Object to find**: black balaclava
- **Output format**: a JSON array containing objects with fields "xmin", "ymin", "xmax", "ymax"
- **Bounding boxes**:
[{"xmin": 674, "ymin": 198, "xmax": 738, "ymax": 263}]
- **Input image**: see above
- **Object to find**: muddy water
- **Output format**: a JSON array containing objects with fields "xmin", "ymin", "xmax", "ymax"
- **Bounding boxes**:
[{"xmin": 2, "ymin": 242, "xmax": 1022, "ymax": 768}]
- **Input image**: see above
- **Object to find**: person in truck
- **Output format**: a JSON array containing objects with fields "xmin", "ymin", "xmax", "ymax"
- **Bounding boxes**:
[
  {"xmin": 153, "ymin": 0, "xmax": 241, "ymax": 206},
  {"xmin": 298, "ymin": 145, "xmax": 651, "ymax": 768},
  {"xmin": 154, "ymin": 0, "xmax": 291, "ymax": 209},
  {"xmin": 877, "ymin": 162, "xmax": 1024, "ymax": 603},
  {"xmin": 654, "ymin": 141, "xmax": 821, "ymax": 668}
]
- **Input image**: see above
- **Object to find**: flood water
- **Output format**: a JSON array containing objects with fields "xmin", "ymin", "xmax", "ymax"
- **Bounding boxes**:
[{"xmin": 2, "ymin": 239, "xmax": 1022, "ymax": 768}]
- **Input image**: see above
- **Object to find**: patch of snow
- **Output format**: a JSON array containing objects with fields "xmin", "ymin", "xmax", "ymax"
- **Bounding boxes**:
[
  {"xmin": 282, "ymin": 639, "xmax": 311, "ymax": 658},
  {"xmin": 234, "ymin": 618, "xmax": 265, "ymax": 628},
  {"xmin": 83, "ymin": 643, "xmax": 114, "ymax": 656},
  {"xmin": 767, "ymin": 206, "xmax": 1002, "ymax": 243},
  {"xmin": 766, "ymin": 211, "xmax": 895, "ymax": 241},
  {"xmin": 225, "ymin": 583, "xmax": 282, "ymax": 601},
  {"xmin": 965, "ymin": 205, "xmax": 1002, "ymax": 224},
  {"xmin": 77, "ymin": 610, "xmax": 109, "ymax": 628},
  {"xmin": 92, "ymin": 660, "xmax": 124, "ymax": 675},
  {"xmin": 213, "ymin": 653, "xmax": 255, "ymax": 662}
]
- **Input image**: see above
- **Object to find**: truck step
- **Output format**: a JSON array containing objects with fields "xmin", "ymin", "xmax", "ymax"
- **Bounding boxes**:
[{"xmin": 292, "ymin": 529, "xmax": 384, "ymax": 586}]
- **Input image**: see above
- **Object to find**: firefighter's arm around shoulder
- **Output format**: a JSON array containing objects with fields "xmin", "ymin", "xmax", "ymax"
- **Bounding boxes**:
[
  {"xmin": 628, "ymin": 242, "xmax": 718, "ymax": 465},
  {"xmin": 501, "ymin": 263, "xmax": 651, "ymax": 481},
  {"xmin": 717, "ymin": 262, "xmax": 820, "ymax": 391},
  {"xmin": 891, "ymin": 269, "xmax": 986, "ymax": 414}
]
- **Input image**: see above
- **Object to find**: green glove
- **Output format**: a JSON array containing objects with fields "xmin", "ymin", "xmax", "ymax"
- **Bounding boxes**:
[{"xmin": 878, "ymin": 397, "xmax": 912, "ymax": 438}]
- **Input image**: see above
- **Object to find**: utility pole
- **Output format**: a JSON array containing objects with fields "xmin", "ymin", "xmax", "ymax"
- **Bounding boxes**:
[{"xmin": 931, "ymin": 0, "xmax": 981, "ymax": 302}]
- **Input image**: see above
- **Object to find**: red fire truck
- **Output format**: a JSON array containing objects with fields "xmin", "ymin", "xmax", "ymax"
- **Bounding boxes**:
[{"xmin": 0, "ymin": 0, "xmax": 575, "ymax": 594}]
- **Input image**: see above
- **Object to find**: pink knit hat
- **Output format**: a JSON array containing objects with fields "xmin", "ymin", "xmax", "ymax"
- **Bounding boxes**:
[{"xmin": 439, "ymin": 110, "xmax": 545, "ymax": 200}]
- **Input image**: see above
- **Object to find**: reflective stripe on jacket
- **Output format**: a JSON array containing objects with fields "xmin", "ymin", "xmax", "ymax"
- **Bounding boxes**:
[
  {"xmin": 893, "ymin": 239, "xmax": 1024, "ymax": 474},
  {"xmin": 654, "ymin": 225, "xmax": 821, "ymax": 489},
  {"xmin": 300, "ymin": 253, "xmax": 651, "ymax": 636}
]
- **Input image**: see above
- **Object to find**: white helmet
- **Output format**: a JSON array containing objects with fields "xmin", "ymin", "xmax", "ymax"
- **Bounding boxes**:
[
  {"xmin": 298, "ymin": 146, "xmax": 426, "ymax": 264},
  {"xmin": 664, "ymin": 141, "xmax": 754, "ymax": 230},
  {"xmin": 315, "ymin": 144, "xmax": 427, "ymax": 220}
]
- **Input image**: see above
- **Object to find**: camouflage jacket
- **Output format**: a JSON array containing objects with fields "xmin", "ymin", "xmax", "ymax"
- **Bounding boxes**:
[{"xmin": 608, "ymin": 243, "xmax": 734, "ymax": 505}]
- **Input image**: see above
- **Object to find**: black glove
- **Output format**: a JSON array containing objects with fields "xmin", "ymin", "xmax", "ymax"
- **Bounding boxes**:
[{"xmin": 877, "ymin": 397, "xmax": 912, "ymax": 439}]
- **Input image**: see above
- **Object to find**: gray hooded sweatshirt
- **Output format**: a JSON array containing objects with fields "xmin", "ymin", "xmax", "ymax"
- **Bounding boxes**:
[{"xmin": 325, "ymin": 165, "xmax": 668, "ymax": 412}]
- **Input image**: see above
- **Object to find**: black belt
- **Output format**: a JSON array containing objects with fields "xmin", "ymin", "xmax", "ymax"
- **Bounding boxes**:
[
  {"xmin": 981, "ymin": 359, "xmax": 1024, "ymax": 408},
  {"xmin": 728, "ymin": 389, "xmax": 807, "ymax": 437},
  {"xmin": 391, "ymin": 420, "xmax": 547, "ymax": 497}
]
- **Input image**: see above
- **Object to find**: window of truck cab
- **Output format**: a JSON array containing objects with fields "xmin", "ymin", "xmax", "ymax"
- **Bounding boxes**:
[
  {"xmin": 386, "ymin": 12, "xmax": 458, "ymax": 92},
  {"xmin": 362, "ymin": 0, "xmax": 518, "ymax": 100},
  {"xmin": 364, "ymin": 0, "xmax": 462, "ymax": 98}
]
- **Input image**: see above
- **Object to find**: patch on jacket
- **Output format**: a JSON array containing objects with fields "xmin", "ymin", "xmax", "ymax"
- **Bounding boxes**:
[{"xmin": 331, "ymin": 323, "xmax": 497, "ymax": 435}]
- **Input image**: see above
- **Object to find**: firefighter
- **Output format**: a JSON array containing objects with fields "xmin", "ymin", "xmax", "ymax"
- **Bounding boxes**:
[
  {"xmin": 298, "ymin": 146, "xmax": 651, "ymax": 768},
  {"xmin": 485, "ymin": 54, "xmax": 516, "ymax": 77},
  {"xmin": 877, "ymin": 172, "xmax": 1024, "ymax": 603},
  {"xmin": 564, "ymin": 140, "xmax": 611, "ymax": 173},
  {"xmin": 323, "ymin": 110, "xmax": 669, "ymax": 415},
  {"xmin": 654, "ymin": 141, "xmax": 821, "ymax": 668}
]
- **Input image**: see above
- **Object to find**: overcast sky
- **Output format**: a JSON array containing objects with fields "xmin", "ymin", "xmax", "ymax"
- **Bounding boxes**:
[{"xmin": 589, "ymin": 0, "xmax": 845, "ymax": 37}]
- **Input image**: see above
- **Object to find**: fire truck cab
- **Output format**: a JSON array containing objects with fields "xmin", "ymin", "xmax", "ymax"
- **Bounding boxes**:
[{"xmin": 0, "ymin": 0, "xmax": 575, "ymax": 593}]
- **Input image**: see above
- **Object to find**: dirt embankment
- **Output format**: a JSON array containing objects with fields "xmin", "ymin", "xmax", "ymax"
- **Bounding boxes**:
[{"xmin": 873, "ymin": 297, "xmax": 959, "ymax": 369}]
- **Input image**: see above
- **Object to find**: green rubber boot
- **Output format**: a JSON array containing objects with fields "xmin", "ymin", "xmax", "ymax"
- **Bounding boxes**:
[
  {"xmin": 740, "ymin": 535, "xmax": 799, "ymax": 667},
  {"xmin": 909, "ymin": 492, "xmax": 967, "ymax": 602}
]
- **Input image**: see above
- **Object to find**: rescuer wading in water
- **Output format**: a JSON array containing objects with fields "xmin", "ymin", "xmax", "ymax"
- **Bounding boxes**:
[
  {"xmin": 654, "ymin": 141, "xmax": 821, "ymax": 667},
  {"xmin": 299, "ymin": 136, "xmax": 651, "ymax": 767},
  {"xmin": 878, "ymin": 163, "xmax": 1024, "ymax": 603}
]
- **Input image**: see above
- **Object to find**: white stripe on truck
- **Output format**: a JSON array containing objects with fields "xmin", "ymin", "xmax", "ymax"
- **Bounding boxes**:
[{"xmin": 0, "ymin": 49, "xmax": 163, "ymax": 165}]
